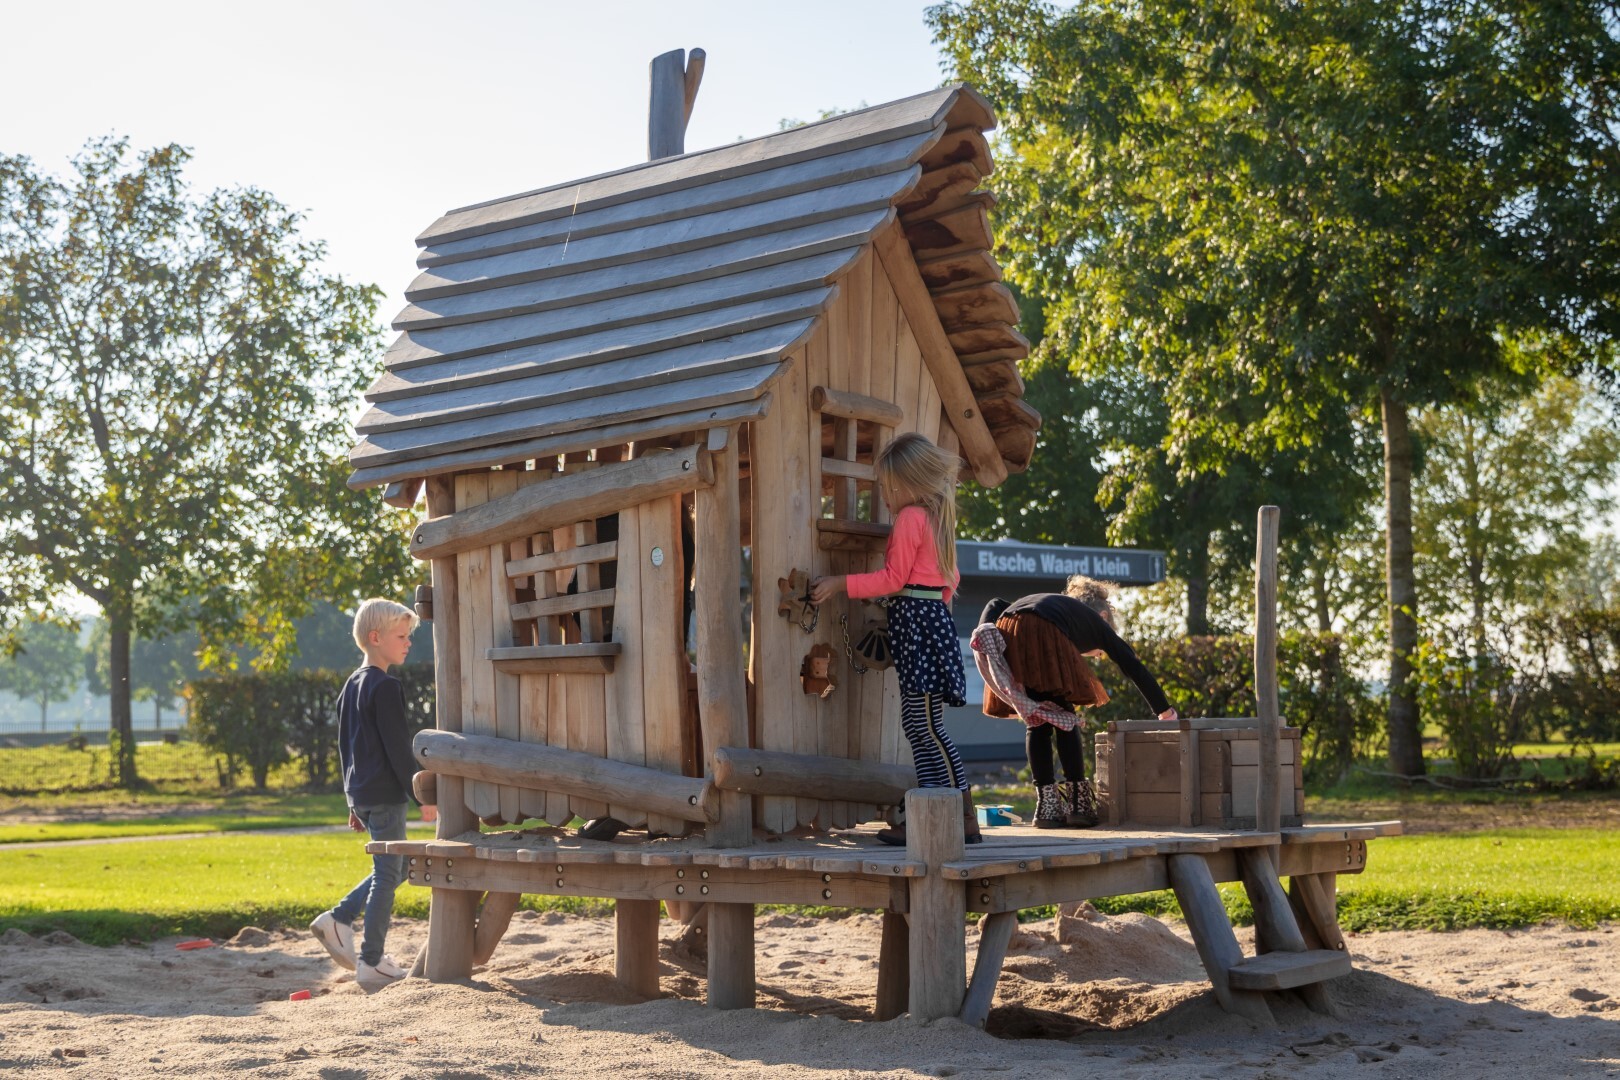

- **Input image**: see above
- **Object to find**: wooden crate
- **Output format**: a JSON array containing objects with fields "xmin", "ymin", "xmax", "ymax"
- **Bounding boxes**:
[{"xmin": 1094, "ymin": 721, "xmax": 1303, "ymax": 829}]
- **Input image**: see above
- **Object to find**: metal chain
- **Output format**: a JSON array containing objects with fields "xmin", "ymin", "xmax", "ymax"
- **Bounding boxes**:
[
  {"xmin": 839, "ymin": 612, "xmax": 869, "ymax": 675},
  {"xmin": 797, "ymin": 599, "xmax": 818, "ymax": 634}
]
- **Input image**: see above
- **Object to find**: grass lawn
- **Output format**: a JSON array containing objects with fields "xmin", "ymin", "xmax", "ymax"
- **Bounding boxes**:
[
  {"xmin": 3, "ymin": 825, "xmax": 1614, "ymax": 946},
  {"xmin": 0, "ymin": 828, "xmax": 609, "ymax": 945},
  {"xmin": 0, "ymin": 792, "xmax": 357, "ymax": 844}
]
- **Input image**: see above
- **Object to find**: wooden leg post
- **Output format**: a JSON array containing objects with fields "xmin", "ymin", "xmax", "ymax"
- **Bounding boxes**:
[
  {"xmin": 472, "ymin": 891, "xmax": 521, "ymax": 966},
  {"xmin": 706, "ymin": 902, "xmax": 756, "ymax": 1010},
  {"xmin": 1290, "ymin": 872, "xmax": 1346, "ymax": 952},
  {"xmin": 875, "ymin": 911, "xmax": 910, "ymax": 1021},
  {"xmin": 425, "ymin": 889, "xmax": 478, "ymax": 981},
  {"xmin": 422, "ymin": 476, "xmax": 480, "ymax": 982},
  {"xmin": 616, "ymin": 898, "xmax": 662, "ymax": 998},
  {"xmin": 906, "ymin": 788, "xmax": 967, "ymax": 1020},
  {"xmin": 1167, "ymin": 853, "xmax": 1274, "ymax": 1028},
  {"xmin": 959, "ymin": 910, "xmax": 1017, "ymax": 1028},
  {"xmin": 1239, "ymin": 849, "xmax": 1336, "ymax": 1016}
]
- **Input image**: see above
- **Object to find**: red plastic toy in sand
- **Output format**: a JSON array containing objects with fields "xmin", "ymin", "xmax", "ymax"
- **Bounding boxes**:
[
  {"xmin": 175, "ymin": 940, "xmax": 214, "ymax": 951},
  {"xmin": 288, "ymin": 990, "xmax": 312, "ymax": 1001}
]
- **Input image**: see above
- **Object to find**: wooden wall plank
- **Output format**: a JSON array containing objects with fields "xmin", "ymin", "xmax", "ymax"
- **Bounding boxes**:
[
  {"xmin": 748, "ymin": 376, "xmax": 803, "ymax": 833},
  {"xmin": 454, "ymin": 472, "xmax": 500, "ymax": 820},
  {"xmin": 640, "ymin": 494, "xmax": 688, "ymax": 836},
  {"xmin": 487, "ymin": 468, "xmax": 523, "ymax": 824},
  {"xmin": 800, "ymin": 323, "xmax": 832, "ymax": 828},
  {"xmin": 607, "ymin": 496, "xmax": 650, "ymax": 826},
  {"xmin": 518, "ymin": 673, "xmax": 549, "ymax": 823}
]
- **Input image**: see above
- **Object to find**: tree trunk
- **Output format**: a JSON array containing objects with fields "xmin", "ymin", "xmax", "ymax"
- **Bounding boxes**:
[
  {"xmin": 1183, "ymin": 526, "xmax": 1212, "ymax": 636},
  {"xmin": 1312, "ymin": 558, "xmax": 1332, "ymax": 634},
  {"xmin": 1381, "ymin": 388, "xmax": 1425, "ymax": 776},
  {"xmin": 39, "ymin": 696, "xmax": 48, "ymax": 733},
  {"xmin": 108, "ymin": 606, "xmax": 138, "ymax": 787}
]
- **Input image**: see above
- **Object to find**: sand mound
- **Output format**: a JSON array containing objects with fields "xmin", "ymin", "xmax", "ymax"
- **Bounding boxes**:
[{"xmin": 1, "ymin": 911, "xmax": 1617, "ymax": 1077}]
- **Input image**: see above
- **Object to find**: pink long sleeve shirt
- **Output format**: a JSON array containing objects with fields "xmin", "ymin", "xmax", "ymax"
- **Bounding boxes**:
[{"xmin": 845, "ymin": 505, "xmax": 958, "ymax": 603}]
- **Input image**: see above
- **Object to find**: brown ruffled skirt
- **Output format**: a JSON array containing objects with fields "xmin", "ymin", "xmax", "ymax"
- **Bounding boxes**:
[{"xmin": 983, "ymin": 612, "xmax": 1110, "ymax": 719}]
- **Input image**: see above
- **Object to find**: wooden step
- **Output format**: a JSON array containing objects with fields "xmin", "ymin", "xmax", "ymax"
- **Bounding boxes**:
[{"xmin": 1228, "ymin": 949, "xmax": 1352, "ymax": 991}]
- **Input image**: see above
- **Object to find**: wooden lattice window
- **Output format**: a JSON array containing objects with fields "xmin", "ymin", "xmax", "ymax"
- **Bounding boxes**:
[{"xmin": 813, "ymin": 386, "xmax": 901, "ymax": 527}]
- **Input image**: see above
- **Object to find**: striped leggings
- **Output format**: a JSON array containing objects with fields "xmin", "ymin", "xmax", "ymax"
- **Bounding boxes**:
[{"xmin": 901, "ymin": 692, "xmax": 968, "ymax": 790}]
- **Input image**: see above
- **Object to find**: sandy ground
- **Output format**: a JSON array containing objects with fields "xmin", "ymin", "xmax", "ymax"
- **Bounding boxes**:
[{"xmin": 2, "ymin": 907, "xmax": 1618, "ymax": 1079}]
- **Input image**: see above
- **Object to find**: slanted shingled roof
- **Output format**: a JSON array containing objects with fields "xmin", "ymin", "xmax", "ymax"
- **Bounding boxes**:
[{"xmin": 348, "ymin": 84, "xmax": 1040, "ymax": 491}]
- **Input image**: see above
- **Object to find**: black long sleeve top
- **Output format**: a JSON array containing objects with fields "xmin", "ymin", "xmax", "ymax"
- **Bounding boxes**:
[
  {"xmin": 980, "ymin": 594, "xmax": 1172, "ymax": 716},
  {"xmin": 338, "ymin": 666, "xmax": 419, "ymax": 808}
]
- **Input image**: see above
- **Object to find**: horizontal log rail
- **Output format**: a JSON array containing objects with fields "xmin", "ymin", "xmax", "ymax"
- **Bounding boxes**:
[
  {"xmin": 415, "ymin": 729, "xmax": 717, "ymax": 824},
  {"xmin": 712, "ymin": 747, "xmax": 914, "ymax": 806},
  {"xmin": 410, "ymin": 446, "xmax": 711, "ymax": 561}
]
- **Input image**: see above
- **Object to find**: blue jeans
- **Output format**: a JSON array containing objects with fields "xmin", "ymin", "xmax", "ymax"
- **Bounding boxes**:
[{"xmin": 331, "ymin": 802, "xmax": 407, "ymax": 967}]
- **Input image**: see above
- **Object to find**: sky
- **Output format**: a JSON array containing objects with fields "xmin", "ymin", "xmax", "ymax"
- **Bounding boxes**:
[{"xmin": 2, "ymin": 0, "xmax": 954, "ymax": 324}]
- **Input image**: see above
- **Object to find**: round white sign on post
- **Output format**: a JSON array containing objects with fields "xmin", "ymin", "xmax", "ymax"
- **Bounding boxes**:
[{"xmin": 650, "ymin": 546, "xmax": 665, "ymax": 568}]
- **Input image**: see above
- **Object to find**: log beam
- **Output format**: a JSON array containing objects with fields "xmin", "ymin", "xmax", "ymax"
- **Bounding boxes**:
[
  {"xmin": 411, "ymin": 447, "xmax": 711, "ymax": 561},
  {"xmin": 711, "ymin": 747, "xmax": 913, "ymax": 806},
  {"xmin": 413, "ymin": 730, "xmax": 716, "ymax": 824}
]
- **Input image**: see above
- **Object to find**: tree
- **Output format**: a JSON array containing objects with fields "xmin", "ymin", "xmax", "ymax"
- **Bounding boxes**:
[
  {"xmin": 0, "ymin": 617, "xmax": 81, "ymax": 731},
  {"xmin": 1414, "ymin": 374, "xmax": 1620, "ymax": 647},
  {"xmin": 931, "ymin": 0, "xmax": 1620, "ymax": 774},
  {"xmin": 0, "ymin": 139, "xmax": 421, "ymax": 786},
  {"xmin": 85, "ymin": 616, "xmax": 201, "ymax": 730}
]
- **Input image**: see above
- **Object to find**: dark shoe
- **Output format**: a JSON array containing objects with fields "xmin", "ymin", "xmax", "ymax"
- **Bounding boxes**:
[
  {"xmin": 876, "ymin": 823, "xmax": 908, "ymax": 847},
  {"xmin": 961, "ymin": 788, "xmax": 983, "ymax": 845},
  {"xmin": 1064, "ymin": 779, "xmax": 1099, "ymax": 828},
  {"xmin": 1033, "ymin": 783, "xmax": 1065, "ymax": 829},
  {"xmin": 578, "ymin": 816, "xmax": 628, "ymax": 841}
]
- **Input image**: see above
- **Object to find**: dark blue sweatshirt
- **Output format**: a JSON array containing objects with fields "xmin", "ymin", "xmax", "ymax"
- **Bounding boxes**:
[{"xmin": 338, "ymin": 666, "xmax": 418, "ymax": 808}]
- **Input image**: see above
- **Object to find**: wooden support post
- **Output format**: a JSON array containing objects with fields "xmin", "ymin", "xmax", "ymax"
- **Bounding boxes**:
[
  {"xmin": 1255, "ymin": 506, "xmax": 1282, "ymax": 847},
  {"xmin": 875, "ymin": 911, "xmax": 910, "ymax": 1021},
  {"xmin": 616, "ymin": 898, "xmax": 662, "ymax": 999},
  {"xmin": 706, "ymin": 902, "xmax": 756, "ymax": 1010},
  {"xmin": 1289, "ymin": 873, "xmax": 1347, "ymax": 952},
  {"xmin": 694, "ymin": 430, "xmax": 752, "ymax": 846},
  {"xmin": 472, "ymin": 891, "xmax": 521, "ymax": 966},
  {"xmin": 425, "ymin": 889, "xmax": 478, "ymax": 982},
  {"xmin": 1167, "ymin": 853, "xmax": 1274, "ymax": 1028},
  {"xmin": 959, "ymin": 910, "xmax": 1017, "ymax": 1028},
  {"xmin": 422, "ymin": 476, "xmax": 477, "ymax": 982},
  {"xmin": 906, "ymin": 788, "xmax": 967, "ymax": 1020},
  {"xmin": 1241, "ymin": 848, "xmax": 1337, "ymax": 1014}
]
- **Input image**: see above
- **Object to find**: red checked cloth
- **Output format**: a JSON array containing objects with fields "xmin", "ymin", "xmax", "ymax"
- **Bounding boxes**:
[{"xmin": 970, "ymin": 623, "xmax": 1079, "ymax": 731}]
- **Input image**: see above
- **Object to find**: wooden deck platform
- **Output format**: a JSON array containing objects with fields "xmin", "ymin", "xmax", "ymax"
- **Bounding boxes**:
[{"xmin": 370, "ymin": 806, "xmax": 1400, "ymax": 1028}]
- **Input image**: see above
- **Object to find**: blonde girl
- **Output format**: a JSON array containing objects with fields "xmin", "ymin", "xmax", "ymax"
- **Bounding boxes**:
[{"xmin": 811, "ymin": 433, "xmax": 978, "ymax": 845}]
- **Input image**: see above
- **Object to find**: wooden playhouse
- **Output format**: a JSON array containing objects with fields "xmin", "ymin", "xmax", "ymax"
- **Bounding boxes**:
[{"xmin": 350, "ymin": 53, "xmax": 1397, "ymax": 1025}]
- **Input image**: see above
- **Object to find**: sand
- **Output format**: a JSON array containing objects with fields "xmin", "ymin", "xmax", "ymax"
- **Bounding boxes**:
[{"xmin": 2, "ymin": 908, "xmax": 1618, "ymax": 1078}]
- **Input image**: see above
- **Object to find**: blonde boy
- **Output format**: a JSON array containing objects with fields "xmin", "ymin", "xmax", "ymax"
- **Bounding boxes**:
[{"xmin": 310, "ymin": 599, "xmax": 421, "ymax": 993}]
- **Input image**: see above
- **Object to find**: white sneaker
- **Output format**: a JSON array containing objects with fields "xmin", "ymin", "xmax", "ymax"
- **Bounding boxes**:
[
  {"xmin": 374, "ymin": 953, "xmax": 408, "ymax": 978},
  {"xmin": 309, "ymin": 912, "xmax": 356, "ymax": 971},
  {"xmin": 356, "ymin": 957, "xmax": 406, "ymax": 994}
]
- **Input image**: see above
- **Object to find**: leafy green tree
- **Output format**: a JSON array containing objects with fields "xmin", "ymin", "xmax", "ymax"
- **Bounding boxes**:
[
  {"xmin": 0, "ymin": 139, "xmax": 420, "ymax": 786},
  {"xmin": 0, "ymin": 617, "xmax": 81, "ymax": 731},
  {"xmin": 1414, "ymin": 375, "xmax": 1620, "ymax": 647},
  {"xmin": 931, "ymin": 0, "xmax": 1620, "ymax": 774}
]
